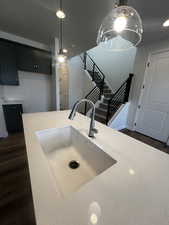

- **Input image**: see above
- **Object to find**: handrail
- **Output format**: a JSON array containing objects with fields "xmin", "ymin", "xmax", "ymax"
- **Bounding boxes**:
[
  {"xmin": 80, "ymin": 51, "xmax": 133, "ymax": 125},
  {"xmin": 85, "ymin": 85, "xmax": 98, "ymax": 98},
  {"xmin": 106, "ymin": 73, "xmax": 134, "ymax": 124},
  {"xmin": 82, "ymin": 52, "xmax": 105, "ymax": 100},
  {"xmin": 85, "ymin": 52, "xmax": 105, "ymax": 79},
  {"xmin": 83, "ymin": 85, "xmax": 100, "ymax": 115},
  {"xmin": 109, "ymin": 77, "xmax": 130, "ymax": 102}
]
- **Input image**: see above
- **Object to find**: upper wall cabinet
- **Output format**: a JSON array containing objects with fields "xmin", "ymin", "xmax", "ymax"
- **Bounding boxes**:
[
  {"xmin": 0, "ymin": 38, "xmax": 52, "ymax": 85},
  {"xmin": 17, "ymin": 45, "xmax": 51, "ymax": 75},
  {"xmin": 0, "ymin": 40, "xmax": 19, "ymax": 85}
]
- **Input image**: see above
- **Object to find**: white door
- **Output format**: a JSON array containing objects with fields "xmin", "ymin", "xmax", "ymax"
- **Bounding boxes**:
[{"xmin": 135, "ymin": 51, "xmax": 169, "ymax": 142}]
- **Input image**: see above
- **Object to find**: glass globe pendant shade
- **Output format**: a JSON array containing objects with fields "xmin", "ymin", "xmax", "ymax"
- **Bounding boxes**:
[{"xmin": 97, "ymin": 6, "xmax": 143, "ymax": 51}]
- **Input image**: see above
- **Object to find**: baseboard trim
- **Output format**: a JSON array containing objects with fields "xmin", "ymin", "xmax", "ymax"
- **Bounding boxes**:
[
  {"xmin": 112, "ymin": 125, "xmax": 127, "ymax": 131},
  {"xmin": 0, "ymin": 131, "xmax": 8, "ymax": 138}
]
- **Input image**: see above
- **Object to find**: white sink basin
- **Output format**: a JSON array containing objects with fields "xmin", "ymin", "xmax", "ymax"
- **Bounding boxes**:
[{"xmin": 36, "ymin": 126, "xmax": 116, "ymax": 198}]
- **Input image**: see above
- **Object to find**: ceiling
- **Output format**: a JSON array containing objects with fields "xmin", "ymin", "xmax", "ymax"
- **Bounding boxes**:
[{"xmin": 0, "ymin": 0, "xmax": 169, "ymax": 56}]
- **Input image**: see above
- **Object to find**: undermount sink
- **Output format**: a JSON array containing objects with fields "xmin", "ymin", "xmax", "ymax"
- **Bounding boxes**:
[{"xmin": 36, "ymin": 126, "xmax": 116, "ymax": 198}]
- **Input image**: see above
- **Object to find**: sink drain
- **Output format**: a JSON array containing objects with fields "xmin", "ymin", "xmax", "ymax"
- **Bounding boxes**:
[{"xmin": 69, "ymin": 160, "xmax": 80, "ymax": 169}]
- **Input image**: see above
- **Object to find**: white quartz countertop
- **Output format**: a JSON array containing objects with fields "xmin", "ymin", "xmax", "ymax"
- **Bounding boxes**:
[{"xmin": 23, "ymin": 110, "xmax": 169, "ymax": 225}]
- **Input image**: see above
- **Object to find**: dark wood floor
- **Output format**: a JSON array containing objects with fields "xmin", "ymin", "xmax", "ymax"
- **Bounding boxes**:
[
  {"xmin": 0, "ymin": 133, "xmax": 36, "ymax": 225},
  {"xmin": 121, "ymin": 129, "xmax": 169, "ymax": 154}
]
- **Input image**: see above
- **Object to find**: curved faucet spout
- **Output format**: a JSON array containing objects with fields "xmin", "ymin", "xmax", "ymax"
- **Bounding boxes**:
[{"xmin": 68, "ymin": 99, "xmax": 98, "ymax": 138}]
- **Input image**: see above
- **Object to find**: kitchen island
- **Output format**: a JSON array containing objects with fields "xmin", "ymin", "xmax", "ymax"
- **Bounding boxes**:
[{"xmin": 23, "ymin": 110, "xmax": 169, "ymax": 225}]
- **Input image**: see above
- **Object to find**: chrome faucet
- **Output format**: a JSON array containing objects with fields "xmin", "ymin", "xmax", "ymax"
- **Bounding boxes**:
[{"xmin": 68, "ymin": 99, "xmax": 98, "ymax": 138}]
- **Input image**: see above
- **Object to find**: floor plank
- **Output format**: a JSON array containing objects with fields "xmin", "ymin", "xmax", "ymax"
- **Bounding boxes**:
[
  {"xmin": 120, "ymin": 129, "xmax": 169, "ymax": 154},
  {"xmin": 0, "ymin": 133, "xmax": 36, "ymax": 225}
]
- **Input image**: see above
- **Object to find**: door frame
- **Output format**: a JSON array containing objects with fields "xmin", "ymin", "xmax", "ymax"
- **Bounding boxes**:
[{"xmin": 133, "ymin": 48, "xmax": 169, "ymax": 144}]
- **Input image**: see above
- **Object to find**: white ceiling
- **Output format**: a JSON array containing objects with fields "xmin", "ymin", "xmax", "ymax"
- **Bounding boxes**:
[{"xmin": 0, "ymin": 0, "xmax": 169, "ymax": 56}]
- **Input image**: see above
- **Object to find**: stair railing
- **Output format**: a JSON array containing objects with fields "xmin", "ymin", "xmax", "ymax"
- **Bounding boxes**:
[
  {"xmin": 106, "ymin": 74, "xmax": 134, "ymax": 124},
  {"xmin": 77, "ymin": 85, "xmax": 101, "ymax": 115},
  {"xmin": 81, "ymin": 52, "xmax": 105, "ymax": 100},
  {"xmin": 83, "ymin": 86, "xmax": 101, "ymax": 115}
]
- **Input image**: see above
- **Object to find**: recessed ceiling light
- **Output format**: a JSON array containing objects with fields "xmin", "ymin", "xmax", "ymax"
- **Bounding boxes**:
[
  {"xmin": 163, "ymin": 19, "xmax": 169, "ymax": 27},
  {"xmin": 56, "ymin": 10, "xmax": 66, "ymax": 19},
  {"xmin": 63, "ymin": 48, "xmax": 68, "ymax": 53}
]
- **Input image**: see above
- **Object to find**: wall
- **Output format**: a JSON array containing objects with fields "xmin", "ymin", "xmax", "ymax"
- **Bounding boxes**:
[
  {"xmin": 68, "ymin": 56, "xmax": 94, "ymax": 109},
  {"xmin": 0, "ymin": 30, "xmax": 50, "ymax": 51},
  {"xmin": 127, "ymin": 47, "xmax": 148, "ymax": 129},
  {"xmin": 127, "ymin": 39, "xmax": 169, "ymax": 130},
  {"xmin": 109, "ymin": 103, "xmax": 130, "ymax": 130},
  {"xmin": 0, "ymin": 87, "xmax": 7, "ymax": 137},
  {"xmin": 0, "ymin": 85, "xmax": 3, "ymax": 95},
  {"xmin": 2, "ymin": 71, "xmax": 52, "ymax": 113},
  {"xmin": 87, "ymin": 43, "xmax": 137, "ymax": 92},
  {"xmin": 59, "ymin": 62, "xmax": 69, "ymax": 110}
]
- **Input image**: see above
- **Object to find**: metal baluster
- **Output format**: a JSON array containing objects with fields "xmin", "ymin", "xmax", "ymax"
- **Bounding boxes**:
[
  {"xmin": 124, "ymin": 73, "xmax": 134, "ymax": 102},
  {"xmin": 84, "ymin": 52, "xmax": 87, "ymax": 70},
  {"xmin": 106, "ymin": 100, "xmax": 111, "ymax": 125},
  {"xmin": 92, "ymin": 64, "xmax": 96, "ymax": 81}
]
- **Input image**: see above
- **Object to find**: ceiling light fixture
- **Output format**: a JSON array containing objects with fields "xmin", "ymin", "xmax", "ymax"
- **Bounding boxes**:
[
  {"xmin": 113, "ymin": 16, "xmax": 127, "ymax": 33},
  {"xmin": 56, "ymin": 10, "xmax": 66, "ymax": 19},
  {"xmin": 57, "ymin": 0, "xmax": 67, "ymax": 63},
  {"xmin": 63, "ymin": 48, "xmax": 68, "ymax": 53},
  {"xmin": 163, "ymin": 19, "xmax": 169, "ymax": 27},
  {"xmin": 57, "ymin": 53, "xmax": 66, "ymax": 63},
  {"xmin": 97, "ymin": 0, "xmax": 143, "ymax": 51}
]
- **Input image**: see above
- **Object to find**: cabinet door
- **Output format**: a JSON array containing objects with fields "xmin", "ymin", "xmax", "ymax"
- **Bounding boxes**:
[
  {"xmin": 33, "ymin": 50, "xmax": 51, "ymax": 75},
  {"xmin": 0, "ymin": 41, "xmax": 19, "ymax": 85},
  {"xmin": 17, "ymin": 45, "xmax": 37, "ymax": 73},
  {"xmin": 2, "ymin": 104, "xmax": 23, "ymax": 133},
  {"xmin": 17, "ymin": 45, "xmax": 51, "ymax": 75}
]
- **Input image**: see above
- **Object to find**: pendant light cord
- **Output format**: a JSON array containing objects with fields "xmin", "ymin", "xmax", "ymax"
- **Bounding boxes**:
[
  {"xmin": 59, "ymin": 0, "xmax": 63, "ymax": 53},
  {"xmin": 60, "ymin": 0, "xmax": 62, "ymax": 11},
  {"xmin": 59, "ymin": 19, "xmax": 63, "ymax": 51}
]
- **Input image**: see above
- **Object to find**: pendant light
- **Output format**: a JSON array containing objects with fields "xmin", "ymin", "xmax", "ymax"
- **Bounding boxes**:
[
  {"xmin": 57, "ymin": 0, "xmax": 67, "ymax": 63},
  {"xmin": 97, "ymin": 0, "xmax": 143, "ymax": 51}
]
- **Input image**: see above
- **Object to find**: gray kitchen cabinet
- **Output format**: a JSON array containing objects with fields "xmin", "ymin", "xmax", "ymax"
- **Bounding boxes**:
[
  {"xmin": 0, "ymin": 39, "xmax": 52, "ymax": 86},
  {"xmin": 0, "ymin": 40, "xmax": 19, "ymax": 85},
  {"xmin": 17, "ymin": 45, "xmax": 51, "ymax": 75}
]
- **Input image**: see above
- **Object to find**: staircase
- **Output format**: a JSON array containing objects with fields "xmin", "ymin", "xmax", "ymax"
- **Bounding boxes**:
[{"xmin": 80, "ymin": 52, "xmax": 133, "ymax": 125}]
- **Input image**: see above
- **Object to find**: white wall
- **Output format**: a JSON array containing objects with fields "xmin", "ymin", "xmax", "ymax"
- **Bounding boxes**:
[
  {"xmin": 68, "ymin": 56, "xmax": 94, "ymax": 108},
  {"xmin": 0, "ymin": 98, "xmax": 7, "ymax": 137},
  {"xmin": 3, "ymin": 71, "xmax": 52, "ymax": 113},
  {"xmin": 127, "ymin": 47, "xmax": 148, "ymax": 130},
  {"xmin": 87, "ymin": 44, "xmax": 137, "ymax": 92},
  {"xmin": 0, "ymin": 85, "xmax": 4, "ymax": 99},
  {"xmin": 109, "ymin": 103, "xmax": 130, "ymax": 130},
  {"xmin": 0, "ymin": 71, "xmax": 52, "ymax": 137},
  {"xmin": 127, "ymin": 39, "xmax": 169, "ymax": 130}
]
